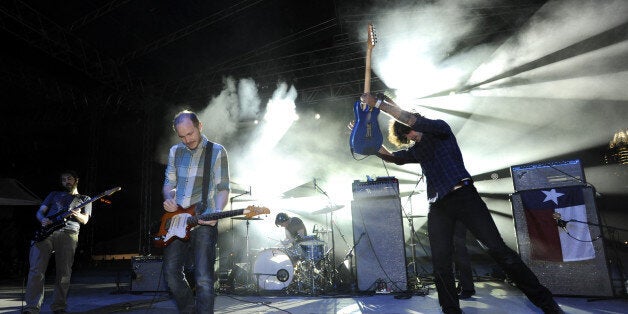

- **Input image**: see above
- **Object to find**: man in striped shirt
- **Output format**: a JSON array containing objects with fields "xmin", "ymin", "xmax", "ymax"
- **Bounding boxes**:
[{"xmin": 162, "ymin": 110, "xmax": 230, "ymax": 314}]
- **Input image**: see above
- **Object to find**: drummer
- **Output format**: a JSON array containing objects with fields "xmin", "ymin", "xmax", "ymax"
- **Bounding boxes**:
[{"xmin": 275, "ymin": 212, "xmax": 307, "ymax": 246}]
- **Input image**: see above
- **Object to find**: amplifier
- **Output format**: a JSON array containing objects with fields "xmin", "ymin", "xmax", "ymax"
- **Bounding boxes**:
[
  {"xmin": 352, "ymin": 176, "xmax": 399, "ymax": 199},
  {"xmin": 131, "ymin": 256, "xmax": 168, "ymax": 292},
  {"xmin": 510, "ymin": 159, "xmax": 586, "ymax": 191}
]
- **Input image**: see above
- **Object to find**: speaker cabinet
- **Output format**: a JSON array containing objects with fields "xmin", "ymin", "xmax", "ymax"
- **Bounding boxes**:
[
  {"xmin": 510, "ymin": 186, "xmax": 613, "ymax": 296},
  {"xmin": 351, "ymin": 195, "xmax": 407, "ymax": 292},
  {"xmin": 131, "ymin": 256, "xmax": 168, "ymax": 292}
]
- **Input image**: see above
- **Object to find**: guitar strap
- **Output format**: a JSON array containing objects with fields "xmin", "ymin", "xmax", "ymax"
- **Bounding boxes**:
[{"xmin": 200, "ymin": 141, "xmax": 215, "ymax": 213}]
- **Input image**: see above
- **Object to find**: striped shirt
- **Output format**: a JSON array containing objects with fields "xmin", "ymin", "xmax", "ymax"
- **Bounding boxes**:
[
  {"xmin": 164, "ymin": 135, "xmax": 230, "ymax": 214},
  {"xmin": 392, "ymin": 116, "xmax": 471, "ymax": 202}
]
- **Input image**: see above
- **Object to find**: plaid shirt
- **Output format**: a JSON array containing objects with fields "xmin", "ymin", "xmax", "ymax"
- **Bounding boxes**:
[
  {"xmin": 392, "ymin": 116, "xmax": 471, "ymax": 202},
  {"xmin": 164, "ymin": 135, "xmax": 230, "ymax": 214}
]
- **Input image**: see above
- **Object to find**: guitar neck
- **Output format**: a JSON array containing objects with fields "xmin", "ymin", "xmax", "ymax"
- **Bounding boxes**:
[
  {"xmin": 187, "ymin": 208, "xmax": 246, "ymax": 225},
  {"xmin": 364, "ymin": 48, "xmax": 372, "ymax": 93}
]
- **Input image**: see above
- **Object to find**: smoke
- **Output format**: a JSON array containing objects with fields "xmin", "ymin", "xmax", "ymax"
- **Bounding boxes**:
[
  {"xmin": 238, "ymin": 78, "xmax": 261, "ymax": 121},
  {"xmin": 469, "ymin": 0, "xmax": 628, "ymax": 85},
  {"xmin": 363, "ymin": 0, "xmax": 496, "ymax": 101},
  {"xmin": 197, "ymin": 77, "xmax": 240, "ymax": 143}
]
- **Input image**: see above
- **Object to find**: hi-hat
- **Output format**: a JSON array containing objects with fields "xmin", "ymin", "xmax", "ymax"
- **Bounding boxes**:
[
  {"xmin": 312, "ymin": 205, "xmax": 344, "ymax": 215},
  {"xmin": 231, "ymin": 216, "xmax": 263, "ymax": 220}
]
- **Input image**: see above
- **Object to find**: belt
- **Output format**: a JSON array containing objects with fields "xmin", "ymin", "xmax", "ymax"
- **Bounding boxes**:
[{"xmin": 451, "ymin": 179, "xmax": 473, "ymax": 192}]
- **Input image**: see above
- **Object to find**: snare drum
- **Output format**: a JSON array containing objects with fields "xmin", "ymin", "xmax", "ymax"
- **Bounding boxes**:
[
  {"xmin": 298, "ymin": 235, "xmax": 325, "ymax": 260},
  {"xmin": 253, "ymin": 248, "xmax": 295, "ymax": 290}
]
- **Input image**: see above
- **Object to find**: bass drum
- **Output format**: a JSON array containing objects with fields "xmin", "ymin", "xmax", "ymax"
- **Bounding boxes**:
[{"xmin": 253, "ymin": 248, "xmax": 295, "ymax": 290}]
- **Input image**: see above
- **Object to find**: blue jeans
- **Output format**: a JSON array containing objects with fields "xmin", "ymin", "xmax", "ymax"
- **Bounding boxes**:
[
  {"xmin": 163, "ymin": 225, "xmax": 217, "ymax": 314},
  {"xmin": 428, "ymin": 185, "xmax": 558, "ymax": 313}
]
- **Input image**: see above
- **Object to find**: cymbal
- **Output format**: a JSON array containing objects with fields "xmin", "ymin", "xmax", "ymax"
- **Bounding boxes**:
[
  {"xmin": 314, "ymin": 229, "xmax": 331, "ymax": 233},
  {"xmin": 408, "ymin": 215, "xmax": 426, "ymax": 218},
  {"xmin": 231, "ymin": 216, "xmax": 263, "ymax": 220},
  {"xmin": 312, "ymin": 205, "xmax": 344, "ymax": 215}
]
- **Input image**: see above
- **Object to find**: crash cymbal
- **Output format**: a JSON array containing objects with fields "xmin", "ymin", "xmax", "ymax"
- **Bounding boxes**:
[
  {"xmin": 312, "ymin": 204, "xmax": 344, "ymax": 215},
  {"xmin": 231, "ymin": 216, "xmax": 263, "ymax": 220},
  {"xmin": 408, "ymin": 214, "xmax": 426, "ymax": 218}
]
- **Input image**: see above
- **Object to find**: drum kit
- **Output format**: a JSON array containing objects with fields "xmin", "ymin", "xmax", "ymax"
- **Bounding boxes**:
[{"xmin": 231, "ymin": 204, "xmax": 344, "ymax": 295}]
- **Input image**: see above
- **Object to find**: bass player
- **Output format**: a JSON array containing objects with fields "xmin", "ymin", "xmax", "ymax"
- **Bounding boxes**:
[{"xmin": 23, "ymin": 170, "xmax": 91, "ymax": 314}]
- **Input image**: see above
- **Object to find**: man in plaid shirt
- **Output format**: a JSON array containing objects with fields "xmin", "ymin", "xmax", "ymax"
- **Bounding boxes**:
[
  {"xmin": 358, "ymin": 92, "xmax": 562, "ymax": 314},
  {"xmin": 162, "ymin": 110, "xmax": 230, "ymax": 314}
]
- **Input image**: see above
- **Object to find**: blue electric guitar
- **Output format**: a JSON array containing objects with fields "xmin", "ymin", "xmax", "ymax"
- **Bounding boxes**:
[{"xmin": 350, "ymin": 23, "xmax": 383, "ymax": 156}]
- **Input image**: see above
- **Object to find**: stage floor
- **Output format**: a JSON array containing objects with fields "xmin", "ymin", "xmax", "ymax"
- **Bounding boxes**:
[{"xmin": 1, "ymin": 270, "xmax": 626, "ymax": 314}]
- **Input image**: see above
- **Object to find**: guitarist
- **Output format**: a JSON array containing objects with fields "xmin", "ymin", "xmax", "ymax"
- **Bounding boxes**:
[
  {"xmin": 162, "ymin": 110, "xmax": 230, "ymax": 314},
  {"xmin": 23, "ymin": 170, "xmax": 91, "ymax": 314},
  {"xmin": 358, "ymin": 93, "xmax": 562, "ymax": 314}
]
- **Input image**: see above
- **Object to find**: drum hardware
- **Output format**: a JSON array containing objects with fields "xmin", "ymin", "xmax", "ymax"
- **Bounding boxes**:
[
  {"xmin": 230, "ymin": 215, "xmax": 264, "ymax": 290},
  {"xmin": 312, "ymin": 179, "xmax": 345, "ymax": 292}
]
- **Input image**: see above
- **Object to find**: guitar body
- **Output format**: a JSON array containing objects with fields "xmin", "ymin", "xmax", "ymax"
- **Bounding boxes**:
[
  {"xmin": 32, "ymin": 187, "xmax": 121, "ymax": 243},
  {"xmin": 153, "ymin": 205, "xmax": 196, "ymax": 248},
  {"xmin": 349, "ymin": 23, "xmax": 382, "ymax": 156},
  {"xmin": 152, "ymin": 205, "xmax": 270, "ymax": 248},
  {"xmin": 350, "ymin": 99, "xmax": 383, "ymax": 155}
]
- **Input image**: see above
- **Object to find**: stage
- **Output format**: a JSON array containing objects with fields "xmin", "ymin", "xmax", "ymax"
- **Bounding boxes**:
[{"xmin": 2, "ymin": 268, "xmax": 626, "ymax": 314}]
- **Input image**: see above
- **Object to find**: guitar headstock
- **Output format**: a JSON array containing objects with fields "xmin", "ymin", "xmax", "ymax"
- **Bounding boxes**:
[
  {"xmin": 105, "ymin": 186, "xmax": 122, "ymax": 196},
  {"xmin": 367, "ymin": 23, "xmax": 377, "ymax": 51},
  {"xmin": 244, "ymin": 205, "xmax": 270, "ymax": 218}
]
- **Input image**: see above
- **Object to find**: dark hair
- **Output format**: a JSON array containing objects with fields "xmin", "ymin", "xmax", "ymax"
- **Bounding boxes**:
[
  {"xmin": 275, "ymin": 213, "xmax": 289, "ymax": 226},
  {"xmin": 173, "ymin": 110, "xmax": 200, "ymax": 131},
  {"xmin": 388, "ymin": 112, "xmax": 423, "ymax": 147},
  {"xmin": 60, "ymin": 170, "xmax": 79, "ymax": 179}
]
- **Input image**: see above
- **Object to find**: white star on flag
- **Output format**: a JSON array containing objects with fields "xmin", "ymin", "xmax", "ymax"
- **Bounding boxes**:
[{"xmin": 542, "ymin": 189, "xmax": 564, "ymax": 205}]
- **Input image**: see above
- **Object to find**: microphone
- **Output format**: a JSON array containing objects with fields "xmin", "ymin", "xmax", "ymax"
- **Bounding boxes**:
[{"xmin": 552, "ymin": 212, "xmax": 568, "ymax": 232}]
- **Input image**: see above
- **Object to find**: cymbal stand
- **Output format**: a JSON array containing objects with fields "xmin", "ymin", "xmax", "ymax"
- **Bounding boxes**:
[
  {"xmin": 229, "ymin": 189, "xmax": 252, "ymax": 289},
  {"xmin": 406, "ymin": 214, "xmax": 425, "ymax": 292},
  {"xmin": 314, "ymin": 180, "xmax": 339, "ymax": 291}
]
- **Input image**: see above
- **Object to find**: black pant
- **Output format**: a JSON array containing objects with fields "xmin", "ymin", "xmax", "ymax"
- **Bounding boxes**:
[{"xmin": 428, "ymin": 185, "xmax": 558, "ymax": 313}]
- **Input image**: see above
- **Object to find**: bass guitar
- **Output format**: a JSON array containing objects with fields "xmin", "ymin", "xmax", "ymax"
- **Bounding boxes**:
[
  {"xmin": 152, "ymin": 205, "xmax": 270, "ymax": 248},
  {"xmin": 350, "ymin": 23, "xmax": 383, "ymax": 156},
  {"xmin": 33, "ymin": 186, "xmax": 122, "ymax": 242}
]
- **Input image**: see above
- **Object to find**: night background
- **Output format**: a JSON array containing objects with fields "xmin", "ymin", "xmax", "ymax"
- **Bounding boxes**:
[{"xmin": 1, "ymin": 0, "xmax": 627, "ymax": 283}]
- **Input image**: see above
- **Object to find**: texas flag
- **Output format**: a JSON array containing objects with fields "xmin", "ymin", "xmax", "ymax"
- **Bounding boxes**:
[{"xmin": 520, "ymin": 186, "xmax": 595, "ymax": 262}]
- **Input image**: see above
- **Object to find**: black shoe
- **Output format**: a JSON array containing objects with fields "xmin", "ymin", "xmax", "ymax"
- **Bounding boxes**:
[
  {"xmin": 53, "ymin": 310, "xmax": 67, "ymax": 314},
  {"xmin": 458, "ymin": 289, "xmax": 476, "ymax": 299},
  {"xmin": 542, "ymin": 304, "xmax": 564, "ymax": 314}
]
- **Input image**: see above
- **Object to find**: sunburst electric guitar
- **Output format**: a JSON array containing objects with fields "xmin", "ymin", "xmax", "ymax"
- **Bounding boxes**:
[
  {"xmin": 152, "ymin": 205, "xmax": 270, "ymax": 248},
  {"xmin": 350, "ymin": 23, "xmax": 382, "ymax": 156}
]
